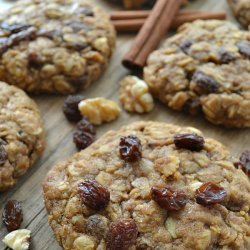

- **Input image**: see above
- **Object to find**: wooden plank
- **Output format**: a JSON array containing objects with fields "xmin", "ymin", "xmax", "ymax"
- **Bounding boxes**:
[{"xmin": 0, "ymin": 0, "xmax": 249, "ymax": 249}]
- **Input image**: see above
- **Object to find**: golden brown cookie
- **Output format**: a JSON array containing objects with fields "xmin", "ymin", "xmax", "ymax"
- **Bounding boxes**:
[
  {"xmin": 0, "ymin": 81, "xmax": 45, "ymax": 191},
  {"xmin": 144, "ymin": 20, "xmax": 250, "ymax": 128},
  {"xmin": 43, "ymin": 121, "xmax": 250, "ymax": 249},
  {"xmin": 0, "ymin": 0, "xmax": 116, "ymax": 94}
]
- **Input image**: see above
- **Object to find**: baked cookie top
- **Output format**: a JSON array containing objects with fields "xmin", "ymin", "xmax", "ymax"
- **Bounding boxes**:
[
  {"xmin": 0, "ymin": 81, "xmax": 45, "ymax": 191},
  {"xmin": 43, "ymin": 121, "xmax": 250, "ymax": 250},
  {"xmin": 0, "ymin": 0, "xmax": 116, "ymax": 94},
  {"xmin": 228, "ymin": 0, "xmax": 250, "ymax": 28},
  {"xmin": 144, "ymin": 20, "xmax": 250, "ymax": 128}
]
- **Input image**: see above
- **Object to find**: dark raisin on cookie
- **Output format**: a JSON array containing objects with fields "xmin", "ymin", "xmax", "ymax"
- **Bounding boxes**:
[
  {"xmin": 85, "ymin": 215, "xmax": 108, "ymax": 240},
  {"xmin": 119, "ymin": 135, "xmax": 142, "ymax": 162},
  {"xmin": 0, "ymin": 143, "xmax": 7, "ymax": 166},
  {"xmin": 151, "ymin": 186, "xmax": 188, "ymax": 211},
  {"xmin": 192, "ymin": 72, "xmax": 219, "ymax": 94},
  {"xmin": 28, "ymin": 51, "xmax": 43, "ymax": 69},
  {"xmin": 106, "ymin": 218, "xmax": 138, "ymax": 250},
  {"xmin": 180, "ymin": 40, "xmax": 192, "ymax": 54},
  {"xmin": 79, "ymin": 7, "xmax": 94, "ymax": 16},
  {"xmin": 234, "ymin": 150, "xmax": 250, "ymax": 176},
  {"xmin": 10, "ymin": 27, "xmax": 37, "ymax": 46},
  {"xmin": 2, "ymin": 200, "xmax": 23, "ymax": 232},
  {"xmin": 219, "ymin": 51, "xmax": 236, "ymax": 64},
  {"xmin": 174, "ymin": 133, "xmax": 205, "ymax": 151},
  {"xmin": 237, "ymin": 41, "xmax": 250, "ymax": 59},
  {"xmin": 73, "ymin": 118, "xmax": 95, "ymax": 150},
  {"xmin": 183, "ymin": 99, "xmax": 202, "ymax": 116},
  {"xmin": 0, "ymin": 23, "xmax": 31, "ymax": 34},
  {"xmin": 63, "ymin": 95, "xmax": 84, "ymax": 122},
  {"xmin": 78, "ymin": 179, "xmax": 110, "ymax": 210},
  {"xmin": 0, "ymin": 38, "xmax": 8, "ymax": 56},
  {"xmin": 195, "ymin": 182, "xmax": 227, "ymax": 206}
]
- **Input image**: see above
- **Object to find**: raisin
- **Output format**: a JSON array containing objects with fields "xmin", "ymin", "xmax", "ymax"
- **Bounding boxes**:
[
  {"xmin": 180, "ymin": 40, "xmax": 192, "ymax": 54},
  {"xmin": 119, "ymin": 135, "xmax": 142, "ymax": 162},
  {"xmin": 0, "ymin": 37, "xmax": 9, "ymax": 56},
  {"xmin": 63, "ymin": 95, "xmax": 84, "ymax": 122},
  {"xmin": 0, "ymin": 144, "xmax": 7, "ymax": 166},
  {"xmin": 192, "ymin": 72, "xmax": 219, "ymax": 94},
  {"xmin": 76, "ymin": 117, "xmax": 96, "ymax": 134},
  {"xmin": 79, "ymin": 7, "xmax": 94, "ymax": 16},
  {"xmin": 10, "ymin": 27, "xmax": 37, "ymax": 46},
  {"xmin": 174, "ymin": 133, "xmax": 205, "ymax": 151},
  {"xmin": 66, "ymin": 21, "xmax": 90, "ymax": 32},
  {"xmin": 151, "ymin": 186, "xmax": 187, "ymax": 211},
  {"xmin": 37, "ymin": 29, "xmax": 61, "ymax": 40},
  {"xmin": 195, "ymin": 182, "xmax": 227, "ymax": 206},
  {"xmin": 78, "ymin": 179, "xmax": 110, "ymax": 210},
  {"xmin": 106, "ymin": 218, "xmax": 138, "ymax": 250},
  {"xmin": 28, "ymin": 52, "xmax": 43, "ymax": 69},
  {"xmin": 65, "ymin": 42, "xmax": 88, "ymax": 51},
  {"xmin": 85, "ymin": 215, "xmax": 108, "ymax": 240},
  {"xmin": 2, "ymin": 200, "xmax": 23, "ymax": 232},
  {"xmin": 234, "ymin": 150, "xmax": 250, "ymax": 176},
  {"xmin": 183, "ymin": 99, "xmax": 202, "ymax": 116},
  {"xmin": 66, "ymin": 75, "xmax": 89, "ymax": 88},
  {"xmin": 219, "ymin": 51, "xmax": 236, "ymax": 64},
  {"xmin": 237, "ymin": 41, "xmax": 250, "ymax": 59},
  {"xmin": 0, "ymin": 23, "xmax": 31, "ymax": 34},
  {"xmin": 73, "ymin": 118, "xmax": 95, "ymax": 150}
]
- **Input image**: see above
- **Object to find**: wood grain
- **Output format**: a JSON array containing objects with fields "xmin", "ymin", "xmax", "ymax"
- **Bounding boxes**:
[{"xmin": 0, "ymin": 0, "xmax": 249, "ymax": 249}]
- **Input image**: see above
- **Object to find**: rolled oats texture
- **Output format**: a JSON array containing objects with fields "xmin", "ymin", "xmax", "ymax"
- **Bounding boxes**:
[
  {"xmin": 43, "ymin": 121, "xmax": 250, "ymax": 250},
  {"xmin": 78, "ymin": 98, "xmax": 121, "ymax": 125},
  {"xmin": 144, "ymin": 20, "xmax": 250, "ymax": 128},
  {"xmin": 119, "ymin": 76, "xmax": 154, "ymax": 113},
  {"xmin": 0, "ymin": 81, "xmax": 45, "ymax": 191},
  {"xmin": 0, "ymin": 0, "xmax": 116, "ymax": 94}
]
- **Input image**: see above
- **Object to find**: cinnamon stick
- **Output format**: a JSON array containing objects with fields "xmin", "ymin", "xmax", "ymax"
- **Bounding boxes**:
[
  {"xmin": 122, "ymin": 0, "xmax": 183, "ymax": 71},
  {"xmin": 112, "ymin": 11, "xmax": 226, "ymax": 32},
  {"xmin": 111, "ymin": 9, "xmax": 199, "ymax": 20}
]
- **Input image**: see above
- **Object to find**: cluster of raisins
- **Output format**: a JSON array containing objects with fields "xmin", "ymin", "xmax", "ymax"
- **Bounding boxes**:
[
  {"xmin": 63, "ymin": 95, "xmax": 96, "ymax": 150},
  {"xmin": 152, "ymin": 182, "xmax": 227, "ymax": 210},
  {"xmin": 77, "ymin": 179, "xmax": 138, "ymax": 249}
]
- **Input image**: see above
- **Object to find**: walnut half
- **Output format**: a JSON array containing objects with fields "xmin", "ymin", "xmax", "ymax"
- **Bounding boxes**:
[
  {"xmin": 2, "ymin": 229, "xmax": 31, "ymax": 250},
  {"xmin": 119, "ymin": 76, "xmax": 154, "ymax": 114},
  {"xmin": 78, "ymin": 98, "xmax": 121, "ymax": 125}
]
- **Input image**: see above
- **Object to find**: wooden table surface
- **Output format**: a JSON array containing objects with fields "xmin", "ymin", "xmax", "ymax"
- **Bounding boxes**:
[{"xmin": 0, "ymin": 0, "xmax": 249, "ymax": 249}]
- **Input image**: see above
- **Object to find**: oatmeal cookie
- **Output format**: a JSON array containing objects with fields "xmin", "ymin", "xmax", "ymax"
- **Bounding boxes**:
[
  {"xmin": 228, "ymin": 0, "xmax": 250, "ymax": 28},
  {"xmin": 0, "ymin": 0, "xmax": 116, "ymax": 94},
  {"xmin": 144, "ymin": 20, "xmax": 250, "ymax": 128},
  {"xmin": 43, "ymin": 121, "xmax": 250, "ymax": 250},
  {"xmin": 0, "ymin": 81, "xmax": 45, "ymax": 191}
]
